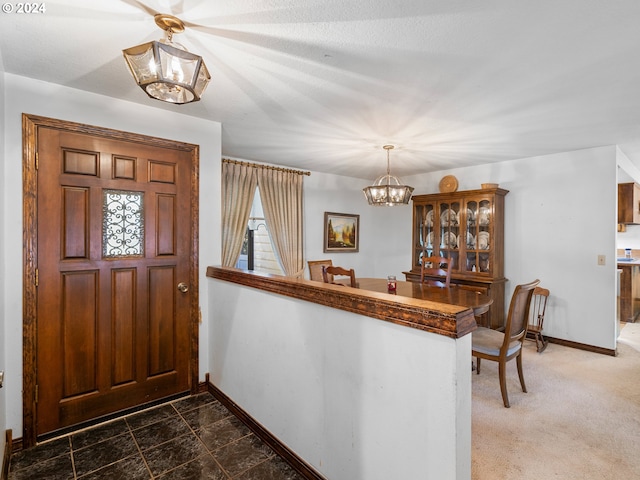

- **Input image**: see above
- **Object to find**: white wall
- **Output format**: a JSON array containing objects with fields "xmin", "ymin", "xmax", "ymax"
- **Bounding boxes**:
[
  {"xmin": 617, "ymin": 225, "xmax": 640, "ymax": 249},
  {"xmin": 209, "ymin": 278, "xmax": 471, "ymax": 480},
  {"xmin": 0, "ymin": 51, "xmax": 7, "ymax": 459},
  {"xmin": 405, "ymin": 146, "xmax": 618, "ymax": 350},
  {"xmin": 303, "ymin": 171, "xmax": 411, "ymax": 280},
  {"xmin": 1, "ymin": 73, "xmax": 222, "ymax": 436}
]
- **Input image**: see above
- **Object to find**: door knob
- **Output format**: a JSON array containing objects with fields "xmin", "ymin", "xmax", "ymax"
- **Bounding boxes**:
[{"xmin": 177, "ymin": 282, "xmax": 189, "ymax": 293}]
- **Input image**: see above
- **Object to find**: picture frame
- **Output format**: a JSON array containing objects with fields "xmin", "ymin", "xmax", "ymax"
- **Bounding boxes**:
[{"xmin": 324, "ymin": 212, "xmax": 359, "ymax": 253}]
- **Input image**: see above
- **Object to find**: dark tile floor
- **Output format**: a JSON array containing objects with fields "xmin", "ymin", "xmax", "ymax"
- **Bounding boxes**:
[{"xmin": 9, "ymin": 393, "xmax": 305, "ymax": 480}]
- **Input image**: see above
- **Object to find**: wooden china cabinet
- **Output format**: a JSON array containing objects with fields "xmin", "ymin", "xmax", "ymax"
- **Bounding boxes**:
[{"xmin": 404, "ymin": 187, "xmax": 508, "ymax": 329}]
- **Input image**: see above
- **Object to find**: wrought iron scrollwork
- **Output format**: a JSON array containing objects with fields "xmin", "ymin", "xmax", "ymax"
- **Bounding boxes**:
[{"xmin": 103, "ymin": 189, "xmax": 144, "ymax": 258}]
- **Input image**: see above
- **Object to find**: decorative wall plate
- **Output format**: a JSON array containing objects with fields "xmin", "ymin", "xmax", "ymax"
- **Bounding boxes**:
[
  {"xmin": 458, "ymin": 232, "xmax": 475, "ymax": 249},
  {"xmin": 425, "ymin": 210, "xmax": 434, "ymax": 227},
  {"xmin": 426, "ymin": 231, "xmax": 434, "ymax": 247},
  {"xmin": 442, "ymin": 232, "xmax": 457, "ymax": 249},
  {"xmin": 478, "ymin": 231, "xmax": 490, "ymax": 249},
  {"xmin": 466, "ymin": 208, "xmax": 476, "ymax": 223},
  {"xmin": 478, "ymin": 207, "xmax": 490, "ymax": 226},
  {"xmin": 440, "ymin": 208, "xmax": 459, "ymax": 227},
  {"xmin": 439, "ymin": 175, "xmax": 458, "ymax": 193}
]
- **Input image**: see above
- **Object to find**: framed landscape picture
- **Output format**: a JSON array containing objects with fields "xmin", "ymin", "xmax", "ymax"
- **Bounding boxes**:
[{"xmin": 324, "ymin": 212, "xmax": 359, "ymax": 253}]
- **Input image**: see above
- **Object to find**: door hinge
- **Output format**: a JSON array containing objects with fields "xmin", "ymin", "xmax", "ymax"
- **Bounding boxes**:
[
  {"xmin": 35, "ymin": 152, "xmax": 39, "ymax": 170},
  {"xmin": 35, "ymin": 268, "xmax": 39, "ymax": 287},
  {"xmin": 35, "ymin": 385, "xmax": 38, "ymax": 403}
]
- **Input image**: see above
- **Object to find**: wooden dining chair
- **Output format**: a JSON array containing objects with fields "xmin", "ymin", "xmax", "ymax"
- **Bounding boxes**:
[
  {"xmin": 322, "ymin": 265, "xmax": 357, "ymax": 288},
  {"xmin": 308, "ymin": 259, "xmax": 332, "ymax": 282},
  {"xmin": 526, "ymin": 286, "xmax": 550, "ymax": 352},
  {"xmin": 420, "ymin": 255, "xmax": 451, "ymax": 287},
  {"xmin": 472, "ymin": 279, "xmax": 540, "ymax": 407}
]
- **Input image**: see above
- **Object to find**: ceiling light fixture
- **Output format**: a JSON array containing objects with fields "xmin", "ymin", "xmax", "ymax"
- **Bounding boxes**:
[
  {"xmin": 363, "ymin": 145, "xmax": 414, "ymax": 206},
  {"xmin": 123, "ymin": 14, "xmax": 210, "ymax": 105}
]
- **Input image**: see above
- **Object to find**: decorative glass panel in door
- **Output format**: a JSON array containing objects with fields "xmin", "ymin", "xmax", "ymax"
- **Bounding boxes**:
[{"xmin": 103, "ymin": 189, "xmax": 144, "ymax": 258}]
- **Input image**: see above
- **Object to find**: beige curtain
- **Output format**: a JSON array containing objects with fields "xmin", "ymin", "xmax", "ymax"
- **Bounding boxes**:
[
  {"xmin": 257, "ymin": 168, "xmax": 305, "ymax": 277},
  {"xmin": 221, "ymin": 162, "xmax": 258, "ymax": 267}
]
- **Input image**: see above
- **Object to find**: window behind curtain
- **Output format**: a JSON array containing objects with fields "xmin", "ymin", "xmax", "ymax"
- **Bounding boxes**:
[{"xmin": 235, "ymin": 187, "xmax": 283, "ymax": 275}]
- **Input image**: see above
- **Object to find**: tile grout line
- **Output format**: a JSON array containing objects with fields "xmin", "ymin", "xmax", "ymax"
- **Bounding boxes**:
[
  {"xmin": 68, "ymin": 435, "xmax": 78, "ymax": 480},
  {"xmin": 171, "ymin": 399, "xmax": 235, "ymax": 479},
  {"xmin": 124, "ymin": 421, "xmax": 154, "ymax": 480}
]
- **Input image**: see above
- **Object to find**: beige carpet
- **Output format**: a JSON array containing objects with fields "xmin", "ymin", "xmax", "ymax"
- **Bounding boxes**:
[
  {"xmin": 472, "ymin": 324, "xmax": 640, "ymax": 480},
  {"xmin": 617, "ymin": 322, "xmax": 640, "ymax": 352}
]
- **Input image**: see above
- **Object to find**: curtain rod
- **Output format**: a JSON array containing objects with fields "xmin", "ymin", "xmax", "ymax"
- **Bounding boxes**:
[{"xmin": 222, "ymin": 158, "xmax": 311, "ymax": 176}]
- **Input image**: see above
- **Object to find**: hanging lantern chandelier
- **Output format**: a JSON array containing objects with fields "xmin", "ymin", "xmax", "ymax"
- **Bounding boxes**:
[
  {"xmin": 363, "ymin": 145, "xmax": 414, "ymax": 206},
  {"xmin": 123, "ymin": 14, "xmax": 211, "ymax": 105}
]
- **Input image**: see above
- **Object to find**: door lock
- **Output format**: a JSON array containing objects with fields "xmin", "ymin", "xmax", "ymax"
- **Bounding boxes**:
[{"xmin": 177, "ymin": 282, "xmax": 189, "ymax": 293}]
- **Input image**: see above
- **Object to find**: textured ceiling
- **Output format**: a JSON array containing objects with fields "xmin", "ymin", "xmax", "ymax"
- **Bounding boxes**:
[{"xmin": 2, "ymin": 0, "xmax": 640, "ymax": 179}]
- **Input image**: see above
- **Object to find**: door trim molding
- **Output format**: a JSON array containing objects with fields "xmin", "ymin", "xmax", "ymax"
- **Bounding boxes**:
[{"xmin": 22, "ymin": 114, "xmax": 200, "ymax": 447}]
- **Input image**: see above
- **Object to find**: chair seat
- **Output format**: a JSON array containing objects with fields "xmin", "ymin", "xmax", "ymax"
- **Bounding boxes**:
[{"xmin": 472, "ymin": 327, "xmax": 521, "ymax": 357}]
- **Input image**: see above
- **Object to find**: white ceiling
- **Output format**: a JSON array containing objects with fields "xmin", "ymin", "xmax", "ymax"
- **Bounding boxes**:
[{"xmin": 2, "ymin": 0, "xmax": 640, "ymax": 179}]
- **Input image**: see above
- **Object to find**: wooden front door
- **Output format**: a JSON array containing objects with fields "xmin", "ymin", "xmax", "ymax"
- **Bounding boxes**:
[{"xmin": 23, "ymin": 115, "xmax": 199, "ymax": 445}]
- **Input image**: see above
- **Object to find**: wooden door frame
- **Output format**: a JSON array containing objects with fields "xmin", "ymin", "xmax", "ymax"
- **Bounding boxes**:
[{"xmin": 22, "ymin": 114, "xmax": 200, "ymax": 448}]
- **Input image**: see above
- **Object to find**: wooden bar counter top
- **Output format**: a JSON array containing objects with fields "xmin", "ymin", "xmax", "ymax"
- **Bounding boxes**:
[{"xmin": 207, "ymin": 266, "xmax": 477, "ymax": 339}]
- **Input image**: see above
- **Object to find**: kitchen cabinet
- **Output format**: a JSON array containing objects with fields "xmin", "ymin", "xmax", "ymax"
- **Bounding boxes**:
[
  {"xmin": 618, "ymin": 259, "xmax": 640, "ymax": 322},
  {"xmin": 618, "ymin": 182, "xmax": 640, "ymax": 225},
  {"xmin": 404, "ymin": 187, "xmax": 508, "ymax": 329}
]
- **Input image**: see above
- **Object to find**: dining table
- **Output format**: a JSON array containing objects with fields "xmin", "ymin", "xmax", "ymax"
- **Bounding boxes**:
[{"xmin": 351, "ymin": 277, "xmax": 493, "ymax": 323}]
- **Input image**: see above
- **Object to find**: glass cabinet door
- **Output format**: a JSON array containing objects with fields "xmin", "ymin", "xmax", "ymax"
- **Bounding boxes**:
[
  {"xmin": 414, "ymin": 203, "xmax": 435, "ymax": 269},
  {"xmin": 465, "ymin": 198, "xmax": 492, "ymax": 274},
  {"xmin": 438, "ymin": 201, "xmax": 460, "ymax": 271}
]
